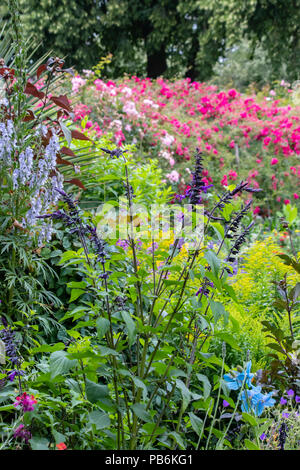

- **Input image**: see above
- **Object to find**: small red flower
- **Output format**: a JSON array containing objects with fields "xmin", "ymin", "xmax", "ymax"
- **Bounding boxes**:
[{"xmin": 56, "ymin": 442, "xmax": 67, "ymax": 450}]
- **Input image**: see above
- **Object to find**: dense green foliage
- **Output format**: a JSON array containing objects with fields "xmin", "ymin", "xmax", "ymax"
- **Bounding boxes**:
[{"xmin": 12, "ymin": 0, "xmax": 300, "ymax": 82}]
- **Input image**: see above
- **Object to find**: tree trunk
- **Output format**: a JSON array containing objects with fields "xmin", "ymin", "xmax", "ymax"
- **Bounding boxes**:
[
  {"xmin": 146, "ymin": 45, "xmax": 167, "ymax": 78},
  {"xmin": 185, "ymin": 34, "xmax": 199, "ymax": 82}
]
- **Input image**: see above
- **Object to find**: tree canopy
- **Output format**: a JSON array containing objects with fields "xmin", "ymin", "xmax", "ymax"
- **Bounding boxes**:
[{"xmin": 14, "ymin": 0, "xmax": 300, "ymax": 82}]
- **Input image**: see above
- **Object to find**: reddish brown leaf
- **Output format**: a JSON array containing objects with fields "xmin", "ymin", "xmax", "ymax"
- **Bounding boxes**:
[
  {"xmin": 41, "ymin": 129, "xmax": 53, "ymax": 146},
  {"xmin": 56, "ymin": 110, "xmax": 64, "ymax": 120},
  {"xmin": 22, "ymin": 109, "xmax": 36, "ymax": 122},
  {"xmin": 65, "ymin": 178, "xmax": 86, "ymax": 190},
  {"xmin": 37, "ymin": 64, "xmax": 47, "ymax": 79},
  {"xmin": 24, "ymin": 81, "xmax": 45, "ymax": 100},
  {"xmin": 0, "ymin": 67, "xmax": 15, "ymax": 78},
  {"xmin": 71, "ymin": 130, "xmax": 92, "ymax": 141},
  {"xmin": 56, "ymin": 155, "xmax": 73, "ymax": 166},
  {"xmin": 61, "ymin": 146, "xmax": 76, "ymax": 157},
  {"xmin": 50, "ymin": 95, "xmax": 73, "ymax": 112}
]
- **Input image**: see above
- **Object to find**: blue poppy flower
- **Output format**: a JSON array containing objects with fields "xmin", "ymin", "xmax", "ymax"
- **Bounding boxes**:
[
  {"xmin": 223, "ymin": 361, "xmax": 254, "ymax": 390},
  {"xmin": 241, "ymin": 386, "xmax": 276, "ymax": 416}
]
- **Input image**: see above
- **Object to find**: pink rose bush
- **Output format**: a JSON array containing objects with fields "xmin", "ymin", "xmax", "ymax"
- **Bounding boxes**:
[{"xmin": 70, "ymin": 74, "xmax": 300, "ymax": 215}]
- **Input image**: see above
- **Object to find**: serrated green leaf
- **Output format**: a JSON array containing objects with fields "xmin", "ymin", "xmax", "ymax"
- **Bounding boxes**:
[
  {"xmin": 49, "ymin": 351, "xmax": 77, "ymax": 378},
  {"xmin": 196, "ymin": 373, "xmax": 211, "ymax": 400},
  {"xmin": 121, "ymin": 311, "xmax": 136, "ymax": 347},
  {"xmin": 188, "ymin": 412, "xmax": 203, "ymax": 436},
  {"xmin": 169, "ymin": 431, "xmax": 185, "ymax": 449},
  {"xmin": 96, "ymin": 317, "xmax": 110, "ymax": 340},
  {"xmin": 89, "ymin": 410, "xmax": 110, "ymax": 430},
  {"xmin": 131, "ymin": 403, "xmax": 152, "ymax": 422},
  {"xmin": 85, "ymin": 379, "xmax": 109, "ymax": 404},
  {"xmin": 176, "ymin": 379, "xmax": 191, "ymax": 412}
]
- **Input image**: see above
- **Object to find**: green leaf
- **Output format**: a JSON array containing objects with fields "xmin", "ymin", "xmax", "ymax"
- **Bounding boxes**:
[
  {"xmin": 204, "ymin": 251, "xmax": 221, "ymax": 277},
  {"xmin": 163, "ymin": 279, "xmax": 184, "ymax": 287},
  {"xmin": 215, "ymin": 332, "xmax": 240, "ymax": 350},
  {"xmin": 221, "ymin": 201, "xmax": 235, "ymax": 221},
  {"xmin": 31, "ymin": 343, "xmax": 66, "ymax": 354},
  {"xmin": 223, "ymin": 283, "xmax": 239, "ymax": 303},
  {"xmin": 176, "ymin": 379, "xmax": 191, "ymax": 412},
  {"xmin": 49, "ymin": 351, "xmax": 77, "ymax": 379},
  {"xmin": 67, "ymin": 281, "xmax": 87, "ymax": 289},
  {"xmin": 211, "ymin": 222, "xmax": 225, "ymax": 240},
  {"xmin": 0, "ymin": 405, "xmax": 15, "ymax": 411},
  {"xmin": 168, "ymin": 431, "xmax": 185, "ymax": 449},
  {"xmin": 69, "ymin": 289, "xmax": 85, "ymax": 303},
  {"xmin": 59, "ymin": 251, "xmax": 78, "ymax": 263},
  {"xmin": 98, "ymin": 346, "xmax": 119, "ymax": 356},
  {"xmin": 277, "ymin": 254, "xmax": 300, "ymax": 274},
  {"xmin": 290, "ymin": 283, "xmax": 300, "ymax": 302},
  {"xmin": 29, "ymin": 436, "xmax": 49, "ymax": 450},
  {"xmin": 89, "ymin": 410, "xmax": 110, "ymax": 430},
  {"xmin": 188, "ymin": 412, "xmax": 203, "ymax": 436},
  {"xmin": 96, "ymin": 317, "xmax": 110, "ymax": 340},
  {"xmin": 229, "ymin": 314, "xmax": 240, "ymax": 333},
  {"xmin": 52, "ymin": 430, "xmax": 66, "ymax": 445},
  {"xmin": 142, "ymin": 422, "xmax": 166, "ymax": 437},
  {"xmin": 242, "ymin": 412, "xmax": 258, "ymax": 426},
  {"xmin": 121, "ymin": 311, "xmax": 136, "ymax": 347},
  {"xmin": 266, "ymin": 342, "xmax": 284, "ymax": 353},
  {"xmin": 131, "ymin": 403, "xmax": 152, "ymax": 423},
  {"xmin": 196, "ymin": 374, "xmax": 211, "ymax": 400},
  {"xmin": 283, "ymin": 204, "xmax": 297, "ymax": 225},
  {"xmin": 60, "ymin": 306, "xmax": 86, "ymax": 322},
  {"xmin": 244, "ymin": 439, "xmax": 260, "ymax": 450},
  {"xmin": 85, "ymin": 379, "xmax": 109, "ymax": 404},
  {"xmin": 60, "ymin": 121, "xmax": 72, "ymax": 146},
  {"xmin": 132, "ymin": 376, "xmax": 148, "ymax": 401},
  {"xmin": 210, "ymin": 300, "xmax": 228, "ymax": 324},
  {"xmin": 168, "ymin": 368, "xmax": 187, "ymax": 379}
]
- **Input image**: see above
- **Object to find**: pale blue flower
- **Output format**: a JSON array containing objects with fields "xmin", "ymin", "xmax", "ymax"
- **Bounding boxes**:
[
  {"xmin": 223, "ymin": 360, "xmax": 254, "ymax": 390},
  {"xmin": 241, "ymin": 386, "xmax": 276, "ymax": 416}
]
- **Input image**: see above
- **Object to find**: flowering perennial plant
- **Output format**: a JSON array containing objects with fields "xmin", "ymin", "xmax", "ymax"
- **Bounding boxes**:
[
  {"xmin": 13, "ymin": 392, "xmax": 37, "ymax": 412},
  {"xmin": 0, "ymin": 2, "xmax": 87, "ymax": 321},
  {"xmin": 224, "ymin": 361, "xmax": 276, "ymax": 416}
]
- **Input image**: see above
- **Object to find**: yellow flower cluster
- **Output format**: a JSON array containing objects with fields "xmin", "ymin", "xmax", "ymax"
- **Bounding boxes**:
[
  {"xmin": 233, "ymin": 237, "xmax": 299, "ymax": 303},
  {"xmin": 224, "ymin": 238, "xmax": 300, "ymax": 366}
]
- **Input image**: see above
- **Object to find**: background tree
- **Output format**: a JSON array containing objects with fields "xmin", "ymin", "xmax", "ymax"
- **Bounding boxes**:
[
  {"xmin": 15, "ymin": 0, "xmax": 300, "ymax": 82},
  {"xmin": 203, "ymin": 0, "xmax": 300, "ymax": 82},
  {"xmin": 18, "ymin": 0, "xmax": 105, "ymax": 71},
  {"xmin": 211, "ymin": 39, "xmax": 274, "ymax": 91}
]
